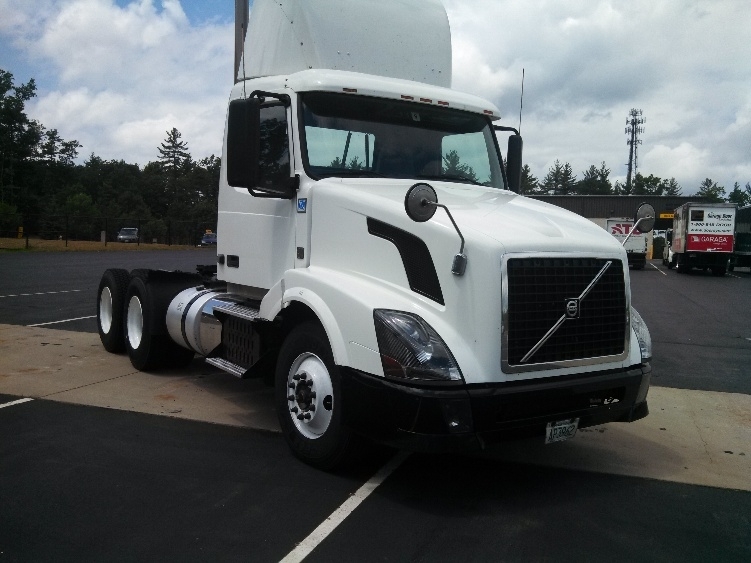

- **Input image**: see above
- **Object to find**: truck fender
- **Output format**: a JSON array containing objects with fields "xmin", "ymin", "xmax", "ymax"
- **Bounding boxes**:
[
  {"xmin": 259, "ymin": 279, "xmax": 284, "ymax": 321},
  {"xmin": 281, "ymin": 285, "xmax": 349, "ymax": 368}
]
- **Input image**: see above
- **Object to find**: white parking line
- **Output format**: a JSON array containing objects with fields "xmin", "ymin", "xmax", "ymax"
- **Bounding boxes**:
[
  {"xmin": 280, "ymin": 451, "xmax": 410, "ymax": 563},
  {"xmin": 0, "ymin": 289, "xmax": 83, "ymax": 299},
  {"xmin": 0, "ymin": 398, "xmax": 34, "ymax": 409},
  {"xmin": 28, "ymin": 315, "xmax": 96, "ymax": 327}
]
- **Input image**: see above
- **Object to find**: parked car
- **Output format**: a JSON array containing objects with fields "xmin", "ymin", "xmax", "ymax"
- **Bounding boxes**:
[
  {"xmin": 200, "ymin": 232, "xmax": 217, "ymax": 246},
  {"xmin": 116, "ymin": 227, "xmax": 139, "ymax": 243}
]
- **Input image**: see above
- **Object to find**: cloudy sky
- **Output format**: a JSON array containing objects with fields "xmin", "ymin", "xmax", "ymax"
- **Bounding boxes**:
[{"xmin": 1, "ymin": 0, "xmax": 749, "ymax": 194}]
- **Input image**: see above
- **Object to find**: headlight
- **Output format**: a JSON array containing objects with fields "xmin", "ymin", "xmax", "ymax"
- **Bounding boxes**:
[
  {"xmin": 630, "ymin": 306, "xmax": 652, "ymax": 363},
  {"xmin": 373, "ymin": 309, "xmax": 463, "ymax": 382}
]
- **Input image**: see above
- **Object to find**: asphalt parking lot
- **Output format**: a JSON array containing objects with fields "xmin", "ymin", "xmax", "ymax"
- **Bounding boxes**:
[{"xmin": 1, "ymin": 250, "xmax": 749, "ymax": 562}]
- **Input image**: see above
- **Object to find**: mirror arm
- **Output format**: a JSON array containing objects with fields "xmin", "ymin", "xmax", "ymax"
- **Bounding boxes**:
[
  {"xmin": 622, "ymin": 216, "xmax": 653, "ymax": 247},
  {"xmin": 493, "ymin": 125, "xmax": 520, "ymax": 135},
  {"xmin": 424, "ymin": 200, "xmax": 467, "ymax": 275},
  {"xmin": 249, "ymin": 90, "xmax": 291, "ymax": 106}
]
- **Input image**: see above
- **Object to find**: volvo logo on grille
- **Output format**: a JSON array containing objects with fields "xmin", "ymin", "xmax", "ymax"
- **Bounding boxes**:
[
  {"xmin": 519, "ymin": 260, "xmax": 612, "ymax": 364},
  {"xmin": 565, "ymin": 298, "xmax": 580, "ymax": 319}
]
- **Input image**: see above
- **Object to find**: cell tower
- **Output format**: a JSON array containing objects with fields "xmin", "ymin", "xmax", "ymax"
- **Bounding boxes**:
[{"xmin": 625, "ymin": 108, "xmax": 645, "ymax": 192}]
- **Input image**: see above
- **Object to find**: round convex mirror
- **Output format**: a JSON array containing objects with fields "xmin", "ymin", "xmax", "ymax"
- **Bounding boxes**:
[
  {"xmin": 405, "ymin": 183, "xmax": 438, "ymax": 223},
  {"xmin": 634, "ymin": 203, "xmax": 656, "ymax": 233}
]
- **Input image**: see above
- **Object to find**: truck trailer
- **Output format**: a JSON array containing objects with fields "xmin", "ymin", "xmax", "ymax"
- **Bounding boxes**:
[
  {"xmin": 96, "ymin": 0, "xmax": 654, "ymax": 469},
  {"xmin": 664, "ymin": 202, "xmax": 736, "ymax": 276}
]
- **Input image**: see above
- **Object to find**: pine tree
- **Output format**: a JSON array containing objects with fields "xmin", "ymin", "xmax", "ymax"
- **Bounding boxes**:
[
  {"xmin": 157, "ymin": 128, "xmax": 192, "ymax": 213},
  {"xmin": 520, "ymin": 164, "xmax": 539, "ymax": 194},
  {"xmin": 696, "ymin": 178, "xmax": 726, "ymax": 202},
  {"xmin": 662, "ymin": 177, "xmax": 682, "ymax": 196},
  {"xmin": 577, "ymin": 162, "xmax": 612, "ymax": 195},
  {"xmin": 727, "ymin": 182, "xmax": 750, "ymax": 207},
  {"xmin": 542, "ymin": 160, "xmax": 576, "ymax": 195}
]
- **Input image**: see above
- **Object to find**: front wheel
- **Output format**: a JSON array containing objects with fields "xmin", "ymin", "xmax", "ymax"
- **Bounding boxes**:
[{"xmin": 275, "ymin": 322, "xmax": 355, "ymax": 470}]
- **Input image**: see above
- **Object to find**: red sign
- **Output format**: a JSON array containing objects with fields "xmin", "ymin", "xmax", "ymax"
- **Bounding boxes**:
[{"xmin": 686, "ymin": 234, "xmax": 734, "ymax": 252}]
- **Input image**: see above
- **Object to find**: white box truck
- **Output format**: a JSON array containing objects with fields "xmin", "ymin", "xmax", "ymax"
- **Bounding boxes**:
[
  {"xmin": 96, "ymin": 0, "xmax": 654, "ymax": 469},
  {"xmin": 606, "ymin": 218, "xmax": 647, "ymax": 269},
  {"xmin": 664, "ymin": 202, "xmax": 736, "ymax": 276}
]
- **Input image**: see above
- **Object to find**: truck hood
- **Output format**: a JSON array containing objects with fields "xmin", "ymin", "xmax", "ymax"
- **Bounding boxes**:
[{"xmin": 314, "ymin": 178, "xmax": 622, "ymax": 255}]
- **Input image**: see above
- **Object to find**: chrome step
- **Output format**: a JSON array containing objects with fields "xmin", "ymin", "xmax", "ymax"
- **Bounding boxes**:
[
  {"xmin": 205, "ymin": 357, "xmax": 246, "ymax": 378},
  {"xmin": 213, "ymin": 302, "xmax": 260, "ymax": 322}
]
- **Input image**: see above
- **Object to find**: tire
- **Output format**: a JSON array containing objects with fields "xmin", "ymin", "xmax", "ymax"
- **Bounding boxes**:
[
  {"xmin": 667, "ymin": 255, "xmax": 675, "ymax": 269},
  {"xmin": 275, "ymin": 321, "xmax": 355, "ymax": 470},
  {"xmin": 123, "ymin": 275, "xmax": 194, "ymax": 371},
  {"xmin": 711, "ymin": 266, "xmax": 726, "ymax": 277},
  {"xmin": 97, "ymin": 269, "xmax": 131, "ymax": 353}
]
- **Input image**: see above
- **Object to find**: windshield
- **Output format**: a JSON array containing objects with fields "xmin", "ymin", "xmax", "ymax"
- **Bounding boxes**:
[{"xmin": 300, "ymin": 92, "xmax": 505, "ymax": 188}]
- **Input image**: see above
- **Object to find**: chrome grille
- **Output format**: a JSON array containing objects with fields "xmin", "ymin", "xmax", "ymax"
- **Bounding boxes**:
[{"xmin": 504, "ymin": 256, "xmax": 628, "ymax": 371}]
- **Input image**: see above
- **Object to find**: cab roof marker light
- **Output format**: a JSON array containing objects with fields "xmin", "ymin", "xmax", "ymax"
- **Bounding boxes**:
[
  {"xmin": 401, "ymin": 95, "xmax": 415, "ymax": 100},
  {"xmin": 484, "ymin": 109, "xmax": 494, "ymax": 115},
  {"xmin": 420, "ymin": 98, "xmax": 432, "ymax": 103},
  {"xmin": 437, "ymin": 101, "xmax": 449, "ymax": 106},
  {"xmin": 343, "ymin": 88, "xmax": 357, "ymax": 93}
]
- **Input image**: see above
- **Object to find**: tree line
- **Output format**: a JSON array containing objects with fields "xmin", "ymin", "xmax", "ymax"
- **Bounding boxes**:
[
  {"xmin": 2, "ymin": 67, "xmax": 750, "ymax": 242},
  {"xmin": 0, "ymin": 69, "xmax": 219, "ymax": 242},
  {"xmin": 519, "ymin": 160, "xmax": 751, "ymax": 206}
]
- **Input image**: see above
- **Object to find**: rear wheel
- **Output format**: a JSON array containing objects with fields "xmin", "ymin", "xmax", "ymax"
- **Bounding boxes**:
[
  {"xmin": 275, "ymin": 322, "xmax": 355, "ymax": 470},
  {"xmin": 97, "ymin": 269, "xmax": 130, "ymax": 353},
  {"xmin": 711, "ymin": 266, "xmax": 726, "ymax": 277},
  {"xmin": 123, "ymin": 275, "xmax": 194, "ymax": 371}
]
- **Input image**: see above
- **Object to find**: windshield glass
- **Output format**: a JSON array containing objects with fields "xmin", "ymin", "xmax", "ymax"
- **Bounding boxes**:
[{"xmin": 300, "ymin": 92, "xmax": 505, "ymax": 188}]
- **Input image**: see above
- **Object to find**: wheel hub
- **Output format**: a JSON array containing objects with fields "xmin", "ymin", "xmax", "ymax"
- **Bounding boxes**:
[{"xmin": 286, "ymin": 352, "xmax": 334, "ymax": 439}]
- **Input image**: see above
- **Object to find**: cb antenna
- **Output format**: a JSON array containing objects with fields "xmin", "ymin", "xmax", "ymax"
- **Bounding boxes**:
[{"xmin": 518, "ymin": 68, "xmax": 525, "ymax": 134}]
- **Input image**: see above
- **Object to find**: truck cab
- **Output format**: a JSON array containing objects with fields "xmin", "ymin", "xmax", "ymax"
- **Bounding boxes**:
[{"xmin": 97, "ymin": 0, "xmax": 653, "ymax": 469}]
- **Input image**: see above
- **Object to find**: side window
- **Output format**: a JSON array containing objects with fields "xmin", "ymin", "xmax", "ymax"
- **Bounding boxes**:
[
  {"xmin": 258, "ymin": 104, "xmax": 290, "ymax": 188},
  {"xmin": 441, "ymin": 132, "xmax": 493, "ymax": 185}
]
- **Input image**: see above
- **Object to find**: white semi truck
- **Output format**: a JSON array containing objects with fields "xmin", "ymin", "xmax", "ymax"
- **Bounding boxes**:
[
  {"xmin": 606, "ymin": 218, "xmax": 647, "ymax": 269},
  {"xmin": 96, "ymin": 0, "xmax": 654, "ymax": 469},
  {"xmin": 663, "ymin": 202, "xmax": 736, "ymax": 276}
]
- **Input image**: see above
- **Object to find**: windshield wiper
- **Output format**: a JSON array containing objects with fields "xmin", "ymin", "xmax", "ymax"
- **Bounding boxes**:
[{"xmin": 416, "ymin": 174, "xmax": 484, "ymax": 186}]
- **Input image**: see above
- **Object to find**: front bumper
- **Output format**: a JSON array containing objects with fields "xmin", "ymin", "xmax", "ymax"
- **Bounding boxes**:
[{"xmin": 340, "ymin": 364, "xmax": 650, "ymax": 452}]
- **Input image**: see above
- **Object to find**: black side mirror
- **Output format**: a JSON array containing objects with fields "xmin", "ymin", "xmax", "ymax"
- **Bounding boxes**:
[
  {"xmin": 226, "ymin": 97, "xmax": 260, "ymax": 189},
  {"xmin": 506, "ymin": 134, "xmax": 523, "ymax": 193}
]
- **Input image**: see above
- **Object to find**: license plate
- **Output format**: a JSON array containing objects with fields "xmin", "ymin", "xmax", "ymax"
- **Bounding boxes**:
[{"xmin": 545, "ymin": 418, "xmax": 579, "ymax": 444}]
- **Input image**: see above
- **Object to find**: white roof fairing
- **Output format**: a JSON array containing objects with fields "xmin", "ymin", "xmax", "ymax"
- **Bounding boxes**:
[{"xmin": 241, "ymin": 0, "xmax": 452, "ymax": 88}]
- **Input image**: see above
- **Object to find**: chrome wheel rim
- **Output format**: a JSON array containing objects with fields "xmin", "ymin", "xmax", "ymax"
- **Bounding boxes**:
[
  {"xmin": 126, "ymin": 295, "xmax": 143, "ymax": 349},
  {"xmin": 286, "ymin": 352, "xmax": 334, "ymax": 439},
  {"xmin": 99, "ymin": 287, "xmax": 113, "ymax": 334}
]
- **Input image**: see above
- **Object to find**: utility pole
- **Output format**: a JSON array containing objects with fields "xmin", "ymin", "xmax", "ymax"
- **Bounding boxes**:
[{"xmin": 625, "ymin": 108, "xmax": 645, "ymax": 193}]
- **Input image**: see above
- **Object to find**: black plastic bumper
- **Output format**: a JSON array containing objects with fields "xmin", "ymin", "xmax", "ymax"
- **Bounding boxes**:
[{"xmin": 340, "ymin": 363, "xmax": 651, "ymax": 452}]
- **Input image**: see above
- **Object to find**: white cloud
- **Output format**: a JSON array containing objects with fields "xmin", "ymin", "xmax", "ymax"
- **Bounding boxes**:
[
  {"xmin": 445, "ymin": 0, "xmax": 751, "ymax": 193},
  {"xmin": 2, "ymin": 0, "xmax": 233, "ymax": 166}
]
